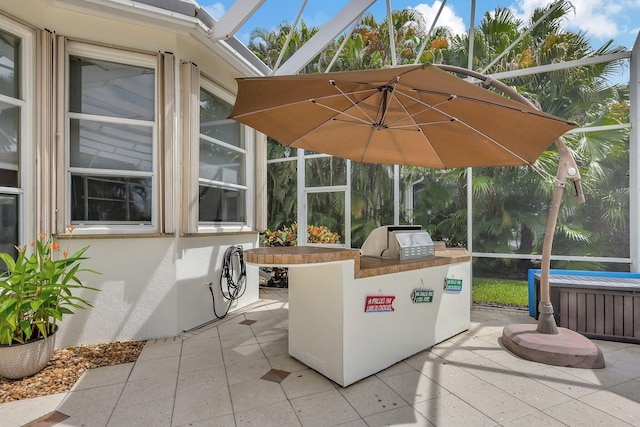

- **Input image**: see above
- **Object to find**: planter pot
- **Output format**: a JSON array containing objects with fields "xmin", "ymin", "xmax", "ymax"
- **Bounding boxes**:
[{"xmin": 0, "ymin": 328, "xmax": 57, "ymax": 379}]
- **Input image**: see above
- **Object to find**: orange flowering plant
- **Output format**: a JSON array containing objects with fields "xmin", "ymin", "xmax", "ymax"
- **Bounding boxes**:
[
  {"xmin": 306, "ymin": 225, "xmax": 341, "ymax": 244},
  {"xmin": 260, "ymin": 223, "xmax": 341, "ymax": 288},
  {"xmin": 261, "ymin": 223, "xmax": 340, "ymax": 247},
  {"xmin": 0, "ymin": 226, "xmax": 99, "ymax": 345},
  {"xmin": 261, "ymin": 223, "xmax": 297, "ymax": 247}
]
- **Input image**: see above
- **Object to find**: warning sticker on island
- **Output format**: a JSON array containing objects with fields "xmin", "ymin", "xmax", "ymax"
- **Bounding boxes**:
[
  {"xmin": 444, "ymin": 278, "xmax": 463, "ymax": 292},
  {"xmin": 364, "ymin": 296, "xmax": 396, "ymax": 312},
  {"xmin": 411, "ymin": 289, "xmax": 434, "ymax": 303}
]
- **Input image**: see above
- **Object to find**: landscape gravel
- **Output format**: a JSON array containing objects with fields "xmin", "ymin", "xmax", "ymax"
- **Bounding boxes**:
[{"xmin": 0, "ymin": 340, "xmax": 145, "ymax": 403}]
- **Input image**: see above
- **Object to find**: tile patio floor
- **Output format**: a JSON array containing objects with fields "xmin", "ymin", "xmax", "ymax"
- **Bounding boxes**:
[{"xmin": 2, "ymin": 287, "xmax": 640, "ymax": 426}]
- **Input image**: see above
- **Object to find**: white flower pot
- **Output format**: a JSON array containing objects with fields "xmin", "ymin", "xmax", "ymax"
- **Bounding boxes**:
[{"xmin": 0, "ymin": 329, "xmax": 57, "ymax": 379}]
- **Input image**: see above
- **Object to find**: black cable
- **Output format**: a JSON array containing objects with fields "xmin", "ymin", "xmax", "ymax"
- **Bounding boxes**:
[{"xmin": 209, "ymin": 245, "xmax": 247, "ymax": 319}]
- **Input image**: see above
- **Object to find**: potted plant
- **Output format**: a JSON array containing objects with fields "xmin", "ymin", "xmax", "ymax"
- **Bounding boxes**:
[{"xmin": 0, "ymin": 226, "xmax": 99, "ymax": 379}]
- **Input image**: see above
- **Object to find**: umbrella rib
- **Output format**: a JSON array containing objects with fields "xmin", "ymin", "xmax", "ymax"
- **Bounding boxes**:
[
  {"xmin": 287, "ymin": 86, "xmax": 382, "ymax": 150},
  {"xmin": 287, "ymin": 102, "xmax": 374, "ymax": 150},
  {"xmin": 394, "ymin": 90, "xmax": 534, "ymax": 165},
  {"xmin": 389, "ymin": 120, "xmax": 453, "ymax": 128},
  {"xmin": 383, "ymin": 96, "xmax": 453, "ymax": 128},
  {"xmin": 413, "ymin": 88, "xmax": 572, "ymax": 124},
  {"xmin": 376, "ymin": 77, "xmax": 401, "ymax": 128},
  {"xmin": 328, "ymin": 81, "xmax": 379, "ymax": 125},
  {"xmin": 386, "ymin": 90, "xmax": 447, "ymax": 168},
  {"xmin": 327, "ymin": 77, "xmax": 410, "ymax": 129},
  {"xmin": 311, "ymin": 98, "xmax": 374, "ymax": 126},
  {"xmin": 231, "ymin": 87, "xmax": 377, "ymax": 119},
  {"xmin": 331, "ymin": 117, "xmax": 383, "ymax": 127},
  {"xmin": 361, "ymin": 127, "xmax": 376, "ymax": 163},
  {"xmin": 311, "ymin": 87, "xmax": 378, "ymax": 103}
]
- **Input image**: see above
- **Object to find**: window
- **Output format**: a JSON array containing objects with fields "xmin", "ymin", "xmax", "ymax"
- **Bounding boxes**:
[
  {"xmin": 0, "ymin": 24, "xmax": 30, "ymax": 256},
  {"xmin": 198, "ymin": 86, "xmax": 247, "ymax": 225},
  {"xmin": 0, "ymin": 31, "xmax": 20, "ymax": 190},
  {"xmin": 180, "ymin": 63, "xmax": 252, "ymax": 234},
  {"xmin": 66, "ymin": 43, "xmax": 157, "ymax": 231}
]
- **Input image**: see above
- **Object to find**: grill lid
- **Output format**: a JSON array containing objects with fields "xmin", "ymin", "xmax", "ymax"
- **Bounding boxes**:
[{"xmin": 360, "ymin": 225, "xmax": 435, "ymax": 260}]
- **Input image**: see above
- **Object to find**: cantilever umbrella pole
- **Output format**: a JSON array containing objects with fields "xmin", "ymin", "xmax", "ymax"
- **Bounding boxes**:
[
  {"xmin": 538, "ymin": 137, "xmax": 585, "ymax": 333},
  {"xmin": 434, "ymin": 65, "xmax": 585, "ymax": 334}
]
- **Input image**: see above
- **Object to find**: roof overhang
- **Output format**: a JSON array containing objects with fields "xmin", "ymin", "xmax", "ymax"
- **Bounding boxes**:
[
  {"xmin": 52, "ymin": 0, "xmax": 385, "ymax": 77},
  {"xmin": 52, "ymin": 0, "xmax": 270, "ymax": 76}
]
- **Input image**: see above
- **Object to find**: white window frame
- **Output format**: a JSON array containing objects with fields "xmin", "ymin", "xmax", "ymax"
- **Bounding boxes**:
[
  {"xmin": 64, "ymin": 41, "xmax": 159, "ymax": 235},
  {"xmin": 197, "ymin": 76, "xmax": 253, "ymax": 233},
  {"xmin": 0, "ymin": 15, "xmax": 35, "ymax": 246}
]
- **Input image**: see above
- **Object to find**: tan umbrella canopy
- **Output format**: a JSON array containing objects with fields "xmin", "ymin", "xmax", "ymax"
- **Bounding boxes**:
[
  {"xmin": 230, "ymin": 63, "xmax": 603, "ymax": 367},
  {"xmin": 229, "ymin": 63, "xmax": 577, "ymax": 168}
]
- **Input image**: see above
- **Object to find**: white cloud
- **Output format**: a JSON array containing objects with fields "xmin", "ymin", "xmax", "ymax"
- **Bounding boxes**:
[
  {"xmin": 510, "ymin": 0, "xmax": 622, "ymax": 39},
  {"xmin": 203, "ymin": 2, "xmax": 226, "ymax": 20},
  {"xmin": 410, "ymin": 2, "xmax": 466, "ymax": 36}
]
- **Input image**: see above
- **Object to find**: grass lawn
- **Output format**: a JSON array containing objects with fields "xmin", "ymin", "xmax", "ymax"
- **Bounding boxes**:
[{"xmin": 472, "ymin": 277, "xmax": 529, "ymax": 308}]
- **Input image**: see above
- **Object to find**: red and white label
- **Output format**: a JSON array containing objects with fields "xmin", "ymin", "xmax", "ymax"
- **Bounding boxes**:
[{"xmin": 364, "ymin": 296, "xmax": 395, "ymax": 312}]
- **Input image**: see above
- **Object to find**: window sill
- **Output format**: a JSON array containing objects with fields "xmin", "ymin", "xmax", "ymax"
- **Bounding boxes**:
[
  {"xmin": 182, "ymin": 229, "xmax": 259, "ymax": 237},
  {"xmin": 55, "ymin": 232, "xmax": 173, "ymax": 240}
]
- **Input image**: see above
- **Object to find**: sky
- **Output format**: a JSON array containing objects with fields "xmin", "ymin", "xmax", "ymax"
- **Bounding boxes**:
[{"xmin": 202, "ymin": 0, "xmax": 640, "ymax": 51}]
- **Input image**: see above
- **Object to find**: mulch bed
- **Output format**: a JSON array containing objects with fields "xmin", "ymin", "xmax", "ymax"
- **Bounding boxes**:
[{"xmin": 0, "ymin": 340, "xmax": 145, "ymax": 403}]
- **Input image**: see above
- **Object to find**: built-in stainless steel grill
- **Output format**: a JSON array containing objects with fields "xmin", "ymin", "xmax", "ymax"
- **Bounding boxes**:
[{"xmin": 360, "ymin": 225, "xmax": 436, "ymax": 260}]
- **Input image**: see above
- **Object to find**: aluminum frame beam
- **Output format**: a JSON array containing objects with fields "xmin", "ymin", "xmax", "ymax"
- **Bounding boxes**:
[
  {"xmin": 272, "ymin": 0, "xmax": 308, "ymax": 74},
  {"xmin": 489, "ymin": 51, "xmax": 631, "ymax": 80},
  {"xmin": 208, "ymin": 0, "xmax": 265, "ymax": 40},
  {"xmin": 274, "ymin": 0, "xmax": 376, "ymax": 75},
  {"xmin": 466, "ymin": 0, "xmax": 476, "ymax": 258},
  {"xmin": 631, "ymin": 33, "xmax": 640, "ymax": 271}
]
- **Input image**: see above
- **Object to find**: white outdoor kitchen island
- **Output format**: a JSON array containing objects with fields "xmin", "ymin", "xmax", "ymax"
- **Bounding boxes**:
[{"xmin": 245, "ymin": 245, "xmax": 471, "ymax": 387}]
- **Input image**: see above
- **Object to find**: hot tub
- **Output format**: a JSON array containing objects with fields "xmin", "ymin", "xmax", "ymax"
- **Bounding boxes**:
[{"xmin": 530, "ymin": 269, "xmax": 640, "ymax": 343}]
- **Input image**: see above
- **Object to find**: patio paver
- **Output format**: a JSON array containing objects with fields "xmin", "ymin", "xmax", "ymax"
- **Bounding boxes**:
[{"xmin": 2, "ymin": 287, "xmax": 639, "ymax": 427}]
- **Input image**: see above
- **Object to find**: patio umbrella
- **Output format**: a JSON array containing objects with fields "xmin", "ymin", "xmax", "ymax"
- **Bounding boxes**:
[
  {"xmin": 230, "ymin": 63, "xmax": 602, "ymax": 368},
  {"xmin": 228, "ymin": 63, "xmax": 577, "ymax": 168}
]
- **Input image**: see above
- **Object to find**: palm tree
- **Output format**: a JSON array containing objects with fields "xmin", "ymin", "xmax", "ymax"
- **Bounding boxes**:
[
  {"xmin": 404, "ymin": 167, "xmax": 467, "ymax": 246},
  {"xmin": 350, "ymin": 163, "xmax": 395, "ymax": 248},
  {"xmin": 253, "ymin": 1, "xmax": 629, "ymax": 274},
  {"xmin": 249, "ymin": 20, "xmax": 322, "ymax": 74},
  {"xmin": 443, "ymin": 0, "xmax": 629, "ymax": 275},
  {"xmin": 346, "ymin": 9, "xmax": 427, "ymax": 68},
  {"xmin": 265, "ymin": 139, "xmax": 297, "ymax": 231}
]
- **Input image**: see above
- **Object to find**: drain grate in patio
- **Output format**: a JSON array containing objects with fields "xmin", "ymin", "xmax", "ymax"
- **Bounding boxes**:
[
  {"xmin": 22, "ymin": 411, "xmax": 69, "ymax": 427},
  {"xmin": 261, "ymin": 369, "xmax": 290, "ymax": 383}
]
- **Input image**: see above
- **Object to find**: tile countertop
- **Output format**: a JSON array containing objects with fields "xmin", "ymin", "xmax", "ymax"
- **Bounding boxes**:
[{"xmin": 244, "ymin": 246, "xmax": 470, "ymax": 279}]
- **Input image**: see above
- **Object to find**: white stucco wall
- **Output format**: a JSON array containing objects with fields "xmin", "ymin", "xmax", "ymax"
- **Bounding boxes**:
[
  {"xmin": 56, "ymin": 235, "xmax": 259, "ymax": 348},
  {"xmin": 2, "ymin": 1, "xmax": 264, "ymax": 347}
]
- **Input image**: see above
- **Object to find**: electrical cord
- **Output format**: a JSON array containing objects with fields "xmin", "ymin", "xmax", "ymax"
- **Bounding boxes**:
[{"xmin": 208, "ymin": 245, "xmax": 247, "ymax": 319}]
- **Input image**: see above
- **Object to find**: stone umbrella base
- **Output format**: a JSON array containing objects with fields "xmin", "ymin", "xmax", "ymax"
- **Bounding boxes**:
[{"xmin": 502, "ymin": 324, "xmax": 605, "ymax": 369}]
